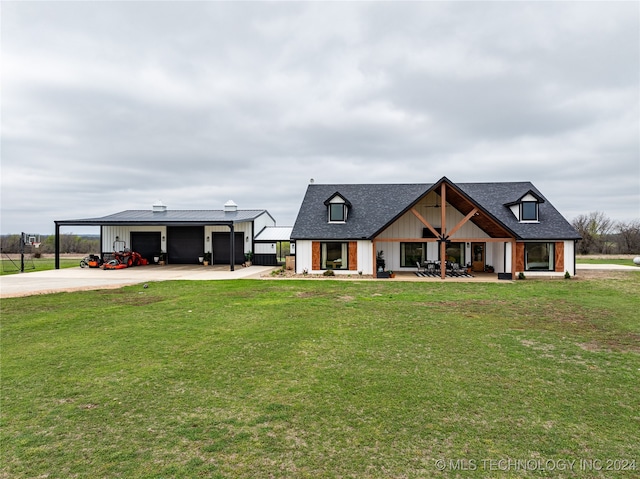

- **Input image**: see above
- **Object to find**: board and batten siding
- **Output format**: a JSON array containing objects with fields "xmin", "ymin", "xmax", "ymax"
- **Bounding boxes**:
[
  {"xmin": 376, "ymin": 193, "xmax": 490, "ymax": 242},
  {"xmin": 102, "ymin": 226, "xmax": 167, "ymax": 253}
]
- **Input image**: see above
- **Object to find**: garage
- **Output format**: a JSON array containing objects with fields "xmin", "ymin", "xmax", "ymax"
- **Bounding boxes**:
[
  {"xmin": 131, "ymin": 232, "xmax": 162, "ymax": 264},
  {"xmin": 167, "ymin": 226, "xmax": 204, "ymax": 264},
  {"xmin": 213, "ymin": 232, "xmax": 244, "ymax": 265},
  {"xmin": 54, "ymin": 201, "xmax": 277, "ymax": 271}
]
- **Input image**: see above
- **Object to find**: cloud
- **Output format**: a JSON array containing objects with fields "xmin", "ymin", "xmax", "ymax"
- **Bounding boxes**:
[{"xmin": 1, "ymin": 1, "xmax": 638, "ymax": 235}]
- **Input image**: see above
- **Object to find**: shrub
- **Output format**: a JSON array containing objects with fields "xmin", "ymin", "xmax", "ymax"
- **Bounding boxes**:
[
  {"xmin": 518, "ymin": 272, "xmax": 526, "ymax": 280},
  {"xmin": 323, "ymin": 269, "xmax": 335, "ymax": 277}
]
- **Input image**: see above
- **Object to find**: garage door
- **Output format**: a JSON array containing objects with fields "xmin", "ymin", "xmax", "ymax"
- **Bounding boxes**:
[
  {"xmin": 131, "ymin": 232, "xmax": 162, "ymax": 264},
  {"xmin": 212, "ymin": 232, "xmax": 244, "ymax": 264},
  {"xmin": 167, "ymin": 226, "xmax": 204, "ymax": 264}
]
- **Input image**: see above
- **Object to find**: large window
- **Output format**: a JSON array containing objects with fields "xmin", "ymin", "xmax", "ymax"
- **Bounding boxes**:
[
  {"xmin": 525, "ymin": 243, "xmax": 554, "ymax": 271},
  {"xmin": 321, "ymin": 242, "xmax": 348, "ymax": 269},
  {"xmin": 439, "ymin": 242, "xmax": 465, "ymax": 265},
  {"xmin": 401, "ymin": 243, "xmax": 425, "ymax": 267}
]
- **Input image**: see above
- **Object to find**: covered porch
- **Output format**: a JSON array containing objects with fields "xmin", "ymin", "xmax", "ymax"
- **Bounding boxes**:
[{"xmin": 372, "ymin": 179, "xmax": 517, "ymax": 279}]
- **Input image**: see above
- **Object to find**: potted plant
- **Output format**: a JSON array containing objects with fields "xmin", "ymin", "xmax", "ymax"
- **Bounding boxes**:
[
  {"xmin": 389, "ymin": 270, "xmax": 395, "ymax": 278},
  {"xmin": 203, "ymin": 252, "xmax": 211, "ymax": 266},
  {"xmin": 376, "ymin": 250, "xmax": 386, "ymax": 272},
  {"xmin": 158, "ymin": 252, "xmax": 166, "ymax": 266},
  {"xmin": 244, "ymin": 250, "xmax": 253, "ymax": 267},
  {"xmin": 485, "ymin": 264, "xmax": 495, "ymax": 273}
]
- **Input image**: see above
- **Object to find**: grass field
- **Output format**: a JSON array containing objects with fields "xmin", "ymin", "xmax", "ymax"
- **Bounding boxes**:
[
  {"xmin": 575, "ymin": 258, "xmax": 639, "ymax": 267},
  {"xmin": 0, "ymin": 257, "xmax": 81, "ymax": 276},
  {"xmin": 1, "ymin": 275, "xmax": 639, "ymax": 478}
]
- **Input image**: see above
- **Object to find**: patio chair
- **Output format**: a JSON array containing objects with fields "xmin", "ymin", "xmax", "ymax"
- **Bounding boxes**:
[
  {"xmin": 415, "ymin": 261, "xmax": 426, "ymax": 277},
  {"xmin": 425, "ymin": 262, "xmax": 437, "ymax": 276},
  {"xmin": 451, "ymin": 263, "xmax": 462, "ymax": 276}
]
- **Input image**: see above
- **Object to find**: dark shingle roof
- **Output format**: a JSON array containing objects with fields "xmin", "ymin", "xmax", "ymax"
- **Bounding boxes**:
[
  {"xmin": 291, "ymin": 184, "xmax": 431, "ymax": 240},
  {"xmin": 291, "ymin": 180, "xmax": 580, "ymax": 241}
]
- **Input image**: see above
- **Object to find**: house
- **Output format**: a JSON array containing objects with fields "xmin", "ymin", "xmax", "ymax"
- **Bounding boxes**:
[
  {"xmin": 54, "ymin": 201, "xmax": 277, "ymax": 269},
  {"xmin": 290, "ymin": 177, "xmax": 581, "ymax": 278}
]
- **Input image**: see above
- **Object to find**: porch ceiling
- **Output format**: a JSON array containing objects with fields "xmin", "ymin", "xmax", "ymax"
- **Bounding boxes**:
[{"xmin": 437, "ymin": 186, "xmax": 513, "ymax": 239}]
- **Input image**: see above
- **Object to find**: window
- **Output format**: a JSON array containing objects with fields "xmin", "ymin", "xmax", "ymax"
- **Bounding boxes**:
[
  {"xmin": 321, "ymin": 242, "xmax": 348, "ymax": 269},
  {"xmin": 521, "ymin": 202, "xmax": 538, "ymax": 221},
  {"xmin": 439, "ymin": 242, "xmax": 465, "ymax": 265},
  {"xmin": 525, "ymin": 243, "xmax": 554, "ymax": 271},
  {"xmin": 325, "ymin": 193, "xmax": 351, "ymax": 223},
  {"xmin": 401, "ymin": 243, "xmax": 425, "ymax": 267},
  {"xmin": 329, "ymin": 203, "xmax": 346, "ymax": 222}
]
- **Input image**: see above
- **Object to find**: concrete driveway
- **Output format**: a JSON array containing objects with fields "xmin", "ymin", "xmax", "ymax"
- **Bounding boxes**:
[{"xmin": 0, "ymin": 265, "xmax": 276, "ymax": 298}]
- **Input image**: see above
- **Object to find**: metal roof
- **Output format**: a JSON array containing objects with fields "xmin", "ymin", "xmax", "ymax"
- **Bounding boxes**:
[
  {"xmin": 56, "ymin": 209, "xmax": 271, "ymax": 226},
  {"xmin": 254, "ymin": 226, "xmax": 293, "ymax": 242}
]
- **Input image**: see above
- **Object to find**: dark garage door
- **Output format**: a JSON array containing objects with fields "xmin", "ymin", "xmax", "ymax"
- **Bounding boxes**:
[
  {"xmin": 167, "ymin": 226, "xmax": 204, "ymax": 264},
  {"xmin": 212, "ymin": 232, "xmax": 244, "ymax": 264},
  {"xmin": 131, "ymin": 232, "xmax": 162, "ymax": 264}
]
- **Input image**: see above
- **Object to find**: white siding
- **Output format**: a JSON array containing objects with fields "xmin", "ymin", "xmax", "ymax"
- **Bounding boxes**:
[
  {"xmin": 253, "ymin": 212, "xmax": 276, "ymax": 237},
  {"xmin": 564, "ymin": 240, "xmax": 576, "ymax": 276},
  {"xmin": 255, "ymin": 242, "xmax": 276, "ymax": 254},
  {"xmin": 102, "ymin": 226, "xmax": 166, "ymax": 253},
  {"xmin": 376, "ymin": 193, "xmax": 489, "ymax": 241},
  {"xmin": 357, "ymin": 241, "xmax": 374, "ymax": 274},
  {"xmin": 295, "ymin": 240, "xmax": 313, "ymax": 274}
]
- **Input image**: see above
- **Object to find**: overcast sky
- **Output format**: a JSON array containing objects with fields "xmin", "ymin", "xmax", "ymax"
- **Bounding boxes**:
[{"xmin": 2, "ymin": 1, "xmax": 638, "ymax": 235}]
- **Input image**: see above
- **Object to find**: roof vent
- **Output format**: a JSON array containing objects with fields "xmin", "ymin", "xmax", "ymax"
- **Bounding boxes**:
[
  {"xmin": 224, "ymin": 200, "xmax": 238, "ymax": 212},
  {"xmin": 153, "ymin": 201, "xmax": 167, "ymax": 213}
]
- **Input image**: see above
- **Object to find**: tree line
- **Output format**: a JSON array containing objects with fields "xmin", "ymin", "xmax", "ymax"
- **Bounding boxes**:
[
  {"xmin": 0, "ymin": 234, "xmax": 99, "ymax": 255},
  {"xmin": 1, "ymin": 212, "xmax": 638, "ymax": 256},
  {"xmin": 571, "ymin": 212, "xmax": 640, "ymax": 255}
]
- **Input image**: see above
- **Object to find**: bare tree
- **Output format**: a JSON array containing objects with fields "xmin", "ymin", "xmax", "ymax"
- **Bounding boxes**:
[
  {"xmin": 572, "ymin": 211, "xmax": 615, "ymax": 254},
  {"xmin": 615, "ymin": 219, "xmax": 640, "ymax": 254}
]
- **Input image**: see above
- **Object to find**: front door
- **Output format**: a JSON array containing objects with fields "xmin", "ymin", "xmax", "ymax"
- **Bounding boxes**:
[{"xmin": 471, "ymin": 242, "xmax": 485, "ymax": 272}]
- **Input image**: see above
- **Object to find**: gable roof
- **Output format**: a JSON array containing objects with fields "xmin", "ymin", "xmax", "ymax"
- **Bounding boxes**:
[
  {"xmin": 291, "ymin": 183, "xmax": 431, "ymax": 240},
  {"xmin": 291, "ymin": 179, "xmax": 581, "ymax": 241}
]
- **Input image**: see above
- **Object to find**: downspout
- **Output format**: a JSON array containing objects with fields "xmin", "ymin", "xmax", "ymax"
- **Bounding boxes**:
[
  {"xmin": 229, "ymin": 223, "xmax": 235, "ymax": 271},
  {"xmin": 55, "ymin": 222, "xmax": 60, "ymax": 270},
  {"xmin": 574, "ymin": 239, "xmax": 577, "ymax": 277}
]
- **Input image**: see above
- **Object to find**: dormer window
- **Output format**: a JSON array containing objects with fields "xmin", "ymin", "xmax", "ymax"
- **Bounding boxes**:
[
  {"xmin": 330, "ymin": 203, "xmax": 346, "ymax": 222},
  {"xmin": 324, "ymin": 193, "xmax": 352, "ymax": 223},
  {"xmin": 506, "ymin": 190, "xmax": 544, "ymax": 223},
  {"xmin": 521, "ymin": 201, "xmax": 538, "ymax": 221}
]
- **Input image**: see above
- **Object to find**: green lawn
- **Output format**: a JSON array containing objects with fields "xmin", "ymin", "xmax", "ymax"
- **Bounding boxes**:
[
  {"xmin": 0, "ymin": 257, "xmax": 81, "ymax": 275},
  {"xmin": 2, "ymin": 275, "xmax": 639, "ymax": 478}
]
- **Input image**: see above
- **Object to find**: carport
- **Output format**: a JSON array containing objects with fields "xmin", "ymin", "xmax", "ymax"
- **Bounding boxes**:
[{"xmin": 54, "ymin": 201, "xmax": 276, "ymax": 271}]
